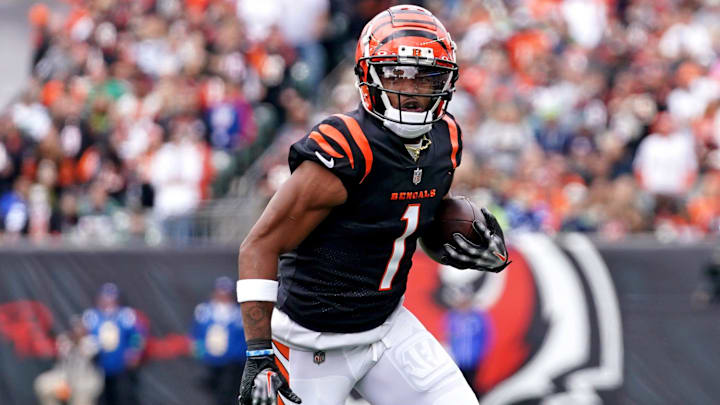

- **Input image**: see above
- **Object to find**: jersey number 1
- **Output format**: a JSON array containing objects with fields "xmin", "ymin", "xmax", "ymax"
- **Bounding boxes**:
[{"xmin": 379, "ymin": 204, "xmax": 420, "ymax": 291}]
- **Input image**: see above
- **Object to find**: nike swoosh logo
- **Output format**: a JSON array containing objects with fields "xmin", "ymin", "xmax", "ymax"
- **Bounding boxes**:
[
  {"xmin": 315, "ymin": 151, "xmax": 335, "ymax": 168},
  {"xmin": 493, "ymin": 251, "xmax": 506, "ymax": 262}
]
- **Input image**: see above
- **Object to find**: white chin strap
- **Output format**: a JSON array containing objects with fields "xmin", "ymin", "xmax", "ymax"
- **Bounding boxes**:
[{"xmin": 382, "ymin": 108, "xmax": 433, "ymax": 139}]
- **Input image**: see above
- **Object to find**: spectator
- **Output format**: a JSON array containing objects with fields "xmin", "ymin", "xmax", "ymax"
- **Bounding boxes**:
[
  {"xmin": 666, "ymin": 62, "xmax": 719, "ymax": 125},
  {"xmin": 50, "ymin": 190, "xmax": 80, "ymax": 235},
  {"xmin": 149, "ymin": 117, "xmax": 209, "ymax": 243},
  {"xmin": 28, "ymin": 3, "xmax": 52, "ymax": 70},
  {"xmin": 82, "ymin": 283, "xmax": 145, "ymax": 405},
  {"xmin": 203, "ymin": 78, "xmax": 257, "ymax": 151},
  {"xmin": 561, "ymin": 0, "xmax": 607, "ymax": 49},
  {"xmin": 687, "ymin": 172, "xmax": 720, "ymax": 233},
  {"xmin": 533, "ymin": 117, "xmax": 574, "ymax": 156},
  {"xmin": 633, "ymin": 112, "xmax": 698, "ymax": 197},
  {"xmin": 658, "ymin": 7, "xmax": 714, "ymax": 65},
  {"xmin": 34, "ymin": 315, "xmax": 103, "ymax": 405},
  {"xmin": 0, "ymin": 176, "xmax": 31, "ymax": 238},
  {"xmin": 445, "ymin": 286, "xmax": 492, "ymax": 396},
  {"xmin": 75, "ymin": 182, "xmax": 121, "ymax": 244},
  {"xmin": 237, "ymin": 0, "xmax": 329, "ymax": 93},
  {"xmin": 471, "ymin": 101, "xmax": 536, "ymax": 174},
  {"xmin": 191, "ymin": 276, "xmax": 246, "ymax": 405}
]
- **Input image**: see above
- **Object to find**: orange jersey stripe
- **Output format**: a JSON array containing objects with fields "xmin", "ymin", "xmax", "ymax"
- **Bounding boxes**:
[
  {"xmin": 443, "ymin": 115, "xmax": 459, "ymax": 169},
  {"xmin": 273, "ymin": 339, "xmax": 291, "ymax": 361},
  {"xmin": 319, "ymin": 124, "xmax": 354, "ymax": 169},
  {"xmin": 274, "ymin": 356, "xmax": 289, "ymax": 381},
  {"xmin": 309, "ymin": 131, "xmax": 344, "ymax": 158},
  {"xmin": 335, "ymin": 114, "xmax": 373, "ymax": 183},
  {"xmin": 272, "ymin": 339, "xmax": 290, "ymax": 405}
]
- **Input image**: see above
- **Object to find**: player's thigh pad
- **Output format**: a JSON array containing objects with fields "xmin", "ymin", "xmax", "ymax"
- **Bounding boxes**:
[
  {"xmin": 354, "ymin": 308, "xmax": 478, "ymax": 405},
  {"xmin": 274, "ymin": 340, "xmax": 364, "ymax": 405}
]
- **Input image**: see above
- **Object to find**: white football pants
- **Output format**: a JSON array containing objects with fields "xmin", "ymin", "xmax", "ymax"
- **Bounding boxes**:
[{"xmin": 271, "ymin": 305, "xmax": 478, "ymax": 405}]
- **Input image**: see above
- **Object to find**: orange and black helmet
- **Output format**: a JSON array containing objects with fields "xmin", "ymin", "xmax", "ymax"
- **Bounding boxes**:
[{"xmin": 354, "ymin": 5, "xmax": 459, "ymax": 137}]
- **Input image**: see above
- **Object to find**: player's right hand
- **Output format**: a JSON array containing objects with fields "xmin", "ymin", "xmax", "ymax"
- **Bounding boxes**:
[{"xmin": 238, "ymin": 340, "xmax": 302, "ymax": 405}]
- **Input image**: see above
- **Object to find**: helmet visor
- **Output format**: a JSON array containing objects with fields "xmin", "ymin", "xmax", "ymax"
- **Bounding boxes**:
[{"xmin": 379, "ymin": 65, "xmax": 451, "ymax": 95}]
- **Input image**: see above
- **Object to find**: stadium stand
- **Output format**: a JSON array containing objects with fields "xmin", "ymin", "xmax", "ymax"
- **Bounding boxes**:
[{"xmin": 0, "ymin": 0, "xmax": 719, "ymax": 245}]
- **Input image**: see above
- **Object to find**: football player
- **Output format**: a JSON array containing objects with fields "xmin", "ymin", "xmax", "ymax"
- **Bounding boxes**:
[{"xmin": 236, "ymin": 5, "xmax": 510, "ymax": 405}]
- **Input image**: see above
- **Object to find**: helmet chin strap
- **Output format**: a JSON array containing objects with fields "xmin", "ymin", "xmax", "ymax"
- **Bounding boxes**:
[
  {"xmin": 382, "ymin": 108, "xmax": 433, "ymax": 139},
  {"xmin": 364, "ymin": 65, "xmax": 450, "ymax": 139},
  {"xmin": 372, "ymin": 68, "xmax": 435, "ymax": 139}
]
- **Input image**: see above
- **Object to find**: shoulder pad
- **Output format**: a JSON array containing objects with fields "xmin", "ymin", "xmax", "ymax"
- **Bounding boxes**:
[{"xmin": 290, "ymin": 114, "xmax": 374, "ymax": 186}]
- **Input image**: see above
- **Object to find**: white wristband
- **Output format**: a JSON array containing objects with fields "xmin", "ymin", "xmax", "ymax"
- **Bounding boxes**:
[{"xmin": 236, "ymin": 279, "xmax": 279, "ymax": 303}]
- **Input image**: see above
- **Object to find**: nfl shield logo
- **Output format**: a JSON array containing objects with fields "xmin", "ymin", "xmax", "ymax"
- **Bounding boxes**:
[
  {"xmin": 413, "ymin": 168, "xmax": 423, "ymax": 185},
  {"xmin": 313, "ymin": 351, "xmax": 325, "ymax": 365}
]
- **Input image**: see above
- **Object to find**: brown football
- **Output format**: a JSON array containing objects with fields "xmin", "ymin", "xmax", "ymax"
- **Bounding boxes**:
[{"xmin": 420, "ymin": 197, "xmax": 487, "ymax": 263}]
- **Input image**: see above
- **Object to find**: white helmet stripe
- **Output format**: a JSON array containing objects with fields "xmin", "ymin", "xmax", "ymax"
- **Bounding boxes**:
[{"xmin": 362, "ymin": 22, "xmax": 374, "ymax": 58}]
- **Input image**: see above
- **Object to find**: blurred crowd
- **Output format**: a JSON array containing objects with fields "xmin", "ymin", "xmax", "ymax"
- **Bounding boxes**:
[
  {"xmin": 0, "ymin": 0, "xmax": 338, "ymax": 244},
  {"xmin": 1, "ymin": 0, "xmax": 719, "ymax": 244},
  {"xmin": 439, "ymin": 0, "xmax": 720, "ymax": 241}
]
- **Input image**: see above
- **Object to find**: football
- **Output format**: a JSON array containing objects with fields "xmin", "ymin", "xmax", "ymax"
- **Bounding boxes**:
[{"xmin": 420, "ymin": 197, "xmax": 487, "ymax": 263}]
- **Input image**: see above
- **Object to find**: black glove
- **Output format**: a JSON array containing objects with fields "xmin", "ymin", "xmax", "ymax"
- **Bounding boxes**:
[
  {"xmin": 442, "ymin": 207, "xmax": 511, "ymax": 272},
  {"xmin": 238, "ymin": 339, "xmax": 302, "ymax": 405}
]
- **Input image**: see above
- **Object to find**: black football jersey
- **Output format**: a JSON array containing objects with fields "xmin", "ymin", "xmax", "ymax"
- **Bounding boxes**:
[{"xmin": 277, "ymin": 107, "xmax": 462, "ymax": 333}]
